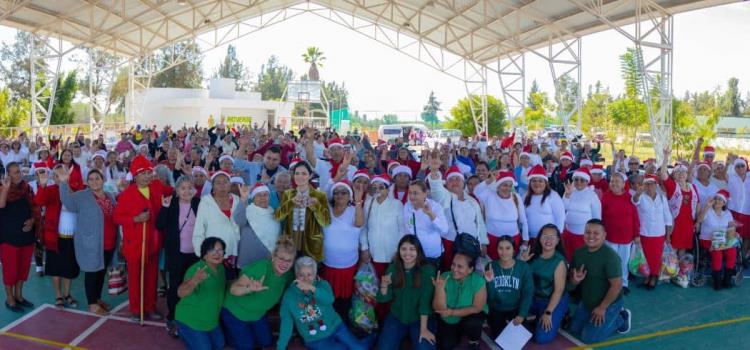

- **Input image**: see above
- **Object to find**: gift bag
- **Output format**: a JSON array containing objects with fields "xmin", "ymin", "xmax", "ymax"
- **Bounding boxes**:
[
  {"xmin": 659, "ymin": 244, "xmax": 679, "ymax": 281},
  {"xmin": 628, "ymin": 243, "xmax": 650, "ymax": 278},
  {"xmin": 108, "ymin": 264, "xmax": 128, "ymax": 295},
  {"xmin": 673, "ymin": 253, "xmax": 694, "ymax": 288},
  {"xmin": 349, "ymin": 263, "xmax": 379, "ymax": 334}
]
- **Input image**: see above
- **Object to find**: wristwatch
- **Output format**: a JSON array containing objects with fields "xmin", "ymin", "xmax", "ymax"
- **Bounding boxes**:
[{"xmin": 544, "ymin": 310, "xmax": 552, "ymax": 316}]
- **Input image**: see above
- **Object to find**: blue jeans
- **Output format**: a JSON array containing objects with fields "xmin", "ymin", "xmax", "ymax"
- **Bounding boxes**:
[
  {"xmin": 305, "ymin": 324, "xmax": 374, "ymax": 350},
  {"xmin": 528, "ymin": 293, "xmax": 569, "ymax": 344},
  {"xmin": 377, "ymin": 313, "xmax": 436, "ymax": 350},
  {"xmin": 219, "ymin": 308, "xmax": 272, "ymax": 350},
  {"xmin": 176, "ymin": 320, "xmax": 224, "ymax": 350},
  {"xmin": 569, "ymin": 299, "xmax": 625, "ymax": 344}
]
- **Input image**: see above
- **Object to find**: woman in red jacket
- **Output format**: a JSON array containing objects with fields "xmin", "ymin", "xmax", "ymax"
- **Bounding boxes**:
[{"xmin": 601, "ymin": 172, "xmax": 640, "ymax": 294}]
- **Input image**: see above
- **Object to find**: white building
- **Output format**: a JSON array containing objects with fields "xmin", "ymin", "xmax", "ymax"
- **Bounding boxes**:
[{"xmin": 134, "ymin": 78, "xmax": 293, "ymax": 130}]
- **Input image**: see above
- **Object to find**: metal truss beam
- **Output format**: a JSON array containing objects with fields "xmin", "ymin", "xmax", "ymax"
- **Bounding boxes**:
[
  {"xmin": 30, "ymin": 34, "xmax": 68, "ymax": 136},
  {"xmin": 529, "ymin": 36, "xmax": 582, "ymax": 133},
  {"xmin": 497, "ymin": 53, "xmax": 525, "ymax": 128},
  {"xmin": 463, "ymin": 64, "xmax": 488, "ymax": 135},
  {"xmin": 87, "ymin": 50, "xmax": 120, "ymax": 137}
]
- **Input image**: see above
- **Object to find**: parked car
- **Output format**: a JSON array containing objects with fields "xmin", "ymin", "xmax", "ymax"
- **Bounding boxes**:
[{"xmin": 425, "ymin": 129, "xmax": 463, "ymax": 147}]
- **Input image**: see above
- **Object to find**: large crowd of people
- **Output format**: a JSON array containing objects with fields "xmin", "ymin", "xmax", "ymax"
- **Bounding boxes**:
[{"xmin": 0, "ymin": 121, "xmax": 747, "ymax": 349}]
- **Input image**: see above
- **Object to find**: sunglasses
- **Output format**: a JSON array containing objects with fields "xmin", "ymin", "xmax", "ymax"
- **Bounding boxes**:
[
  {"xmin": 333, "ymin": 191, "xmax": 350, "ymax": 196},
  {"xmin": 371, "ymin": 185, "xmax": 387, "ymax": 191},
  {"xmin": 573, "ymin": 178, "xmax": 588, "ymax": 182}
]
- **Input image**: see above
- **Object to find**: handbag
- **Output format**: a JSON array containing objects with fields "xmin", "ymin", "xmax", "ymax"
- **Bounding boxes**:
[
  {"xmin": 450, "ymin": 198, "xmax": 481, "ymax": 259},
  {"xmin": 108, "ymin": 264, "xmax": 128, "ymax": 295}
]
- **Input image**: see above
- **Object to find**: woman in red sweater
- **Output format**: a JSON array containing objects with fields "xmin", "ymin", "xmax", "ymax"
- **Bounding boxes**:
[{"xmin": 601, "ymin": 172, "xmax": 640, "ymax": 293}]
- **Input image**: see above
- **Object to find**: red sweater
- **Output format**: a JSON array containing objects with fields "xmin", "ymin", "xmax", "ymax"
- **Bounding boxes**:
[
  {"xmin": 601, "ymin": 190, "xmax": 640, "ymax": 244},
  {"xmin": 33, "ymin": 184, "xmax": 62, "ymax": 252}
]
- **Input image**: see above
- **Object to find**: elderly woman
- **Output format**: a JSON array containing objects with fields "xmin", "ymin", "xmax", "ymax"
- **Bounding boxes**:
[
  {"xmin": 562, "ymin": 168, "xmax": 602, "ymax": 261},
  {"xmin": 274, "ymin": 161, "xmax": 330, "ymax": 262},
  {"xmin": 632, "ymin": 174, "xmax": 673, "ymax": 290},
  {"xmin": 659, "ymin": 154, "xmax": 698, "ymax": 257},
  {"xmin": 174, "ymin": 237, "xmax": 227, "ymax": 350},
  {"xmin": 157, "ymin": 176, "xmax": 201, "ymax": 336},
  {"xmin": 222, "ymin": 237, "xmax": 297, "ymax": 350},
  {"xmin": 0, "ymin": 162, "xmax": 40, "ymax": 312},
  {"xmin": 601, "ymin": 172, "xmax": 640, "ymax": 293},
  {"xmin": 269, "ymin": 170, "xmax": 291, "ymax": 209},
  {"xmin": 277, "ymin": 256, "xmax": 371, "ymax": 350},
  {"xmin": 727, "ymin": 158, "xmax": 749, "ymax": 263},
  {"xmin": 235, "ymin": 182, "xmax": 281, "ymax": 267},
  {"xmin": 432, "ymin": 252, "xmax": 487, "ymax": 350},
  {"xmin": 193, "ymin": 171, "xmax": 242, "ymax": 279},
  {"xmin": 697, "ymin": 190, "xmax": 738, "ymax": 290},
  {"xmin": 476, "ymin": 171, "xmax": 528, "ymax": 258}
]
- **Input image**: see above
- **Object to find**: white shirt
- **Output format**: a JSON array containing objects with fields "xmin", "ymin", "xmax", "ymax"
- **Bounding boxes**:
[
  {"xmin": 427, "ymin": 175, "xmax": 488, "ymax": 244},
  {"xmin": 323, "ymin": 206, "xmax": 363, "ymax": 268},
  {"xmin": 563, "ymin": 187, "xmax": 602, "ymax": 235},
  {"xmin": 193, "ymin": 194, "xmax": 242, "ymax": 257},
  {"xmin": 314, "ymin": 159, "xmax": 356, "ymax": 190},
  {"xmin": 403, "ymin": 198, "xmax": 449, "ymax": 259},
  {"xmin": 699, "ymin": 209, "xmax": 734, "ymax": 241},
  {"xmin": 477, "ymin": 191, "xmax": 528, "ymax": 240},
  {"xmin": 525, "ymin": 192, "xmax": 565, "ymax": 238},
  {"xmin": 727, "ymin": 173, "xmax": 750, "ymax": 214},
  {"xmin": 361, "ymin": 196, "xmax": 404, "ymax": 263},
  {"xmin": 633, "ymin": 192, "xmax": 673, "ymax": 237},
  {"xmin": 693, "ymin": 179, "xmax": 719, "ymax": 212}
]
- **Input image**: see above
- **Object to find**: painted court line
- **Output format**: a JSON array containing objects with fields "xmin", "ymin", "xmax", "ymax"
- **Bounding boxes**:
[
  {"xmin": 0, "ymin": 331, "xmax": 87, "ymax": 350},
  {"xmin": 566, "ymin": 315, "xmax": 750, "ymax": 350},
  {"xmin": 560, "ymin": 329, "xmax": 586, "ymax": 347},
  {"xmin": 0, "ymin": 304, "xmax": 51, "ymax": 333}
]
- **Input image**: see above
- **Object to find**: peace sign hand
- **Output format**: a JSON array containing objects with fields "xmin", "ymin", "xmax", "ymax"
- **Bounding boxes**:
[
  {"xmin": 37, "ymin": 170, "xmax": 49, "ymax": 187},
  {"xmin": 56, "ymin": 165, "xmax": 73, "ymax": 184},
  {"xmin": 431, "ymin": 271, "xmax": 448, "ymax": 289},
  {"xmin": 572, "ymin": 264, "xmax": 587, "ymax": 284},
  {"xmin": 192, "ymin": 266, "xmax": 209, "ymax": 285},
  {"xmin": 483, "ymin": 266, "xmax": 494, "ymax": 282},
  {"xmin": 563, "ymin": 180, "xmax": 574, "ymax": 197},
  {"xmin": 238, "ymin": 183, "xmax": 251, "ymax": 202},
  {"xmin": 247, "ymin": 276, "xmax": 269, "ymax": 292}
]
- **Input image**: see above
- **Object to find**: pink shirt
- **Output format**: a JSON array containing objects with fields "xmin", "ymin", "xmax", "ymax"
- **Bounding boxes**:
[{"xmin": 178, "ymin": 202, "xmax": 196, "ymax": 254}]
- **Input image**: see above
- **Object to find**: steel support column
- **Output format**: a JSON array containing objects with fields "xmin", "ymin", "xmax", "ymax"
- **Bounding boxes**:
[
  {"xmin": 126, "ymin": 56, "xmax": 155, "ymax": 128},
  {"xmin": 497, "ymin": 53, "xmax": 525, "ymax": 128},
  {"xmin": 530, "ymin": 36, "xmax": 582, "ymax": 134},
  {"xmin": 30, "ymin": 34, "xmax": 64, "ymax": 136},
  {"xmin": 463, "ymin": 62, "xmax": 488, "ymax": 136}
]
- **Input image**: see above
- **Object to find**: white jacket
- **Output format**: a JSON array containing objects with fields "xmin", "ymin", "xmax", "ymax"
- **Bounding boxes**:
[
  {"xmin": 193, "ymin": 193, "xmax": 242, "ymax": 257},
  {"xmin": 633, "ymin": 192, "xmax": 672, "ymax": 237},
  {"xmin": 403, "ymin": 198, "xmax": 449, "ymax": 259},
  {"xmin": 361, "ymin": 195, "xmax": 404, "ymax": 263},
  {"xmin": 477, "ymin": 190, "xmax": 529, "ymax": 241},
  {"xmin": 727, "ymin": 173, "xmax": 750, "ymax": 214},
  {"xmin": 563, "ymin": 187, "xmax": 602, "ymax": 235},
  {"xmin": 428, "ymin": 175, "xmax": 488, "ymax": 245}
]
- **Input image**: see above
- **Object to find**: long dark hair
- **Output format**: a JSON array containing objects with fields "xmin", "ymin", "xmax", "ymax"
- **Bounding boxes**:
[
  {"xmin": 524, "ymin": 180, "xmax": 551, "ymax": 207},
  {"xmin": 531, "ymin": 224, "xmax": 565, "ymax": 262},
  {"xmin": 393, "ymin": 235, "xmax": 427, "ymax": 289}
]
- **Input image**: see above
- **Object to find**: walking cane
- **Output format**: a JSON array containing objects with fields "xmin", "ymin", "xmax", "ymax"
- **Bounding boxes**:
[{"xmin": 140, "ymin": 218, "xmax": 146, "ymax": 326}]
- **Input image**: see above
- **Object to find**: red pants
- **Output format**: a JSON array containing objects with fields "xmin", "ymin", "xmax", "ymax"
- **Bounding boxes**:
[
  {"xmin": 731, "ymin": 211, "xmax": 750, "ymax": 239},
  {"xmin": 640, "ymin": 236, "xmax": 665, "ymax": 277},
  {"xmin": 700, "ymin": 240, "xmax": 737, "ymax": 272},
  {"xmin": 487, "ymin": 234, "xmax": 520, "ymax": 261},
  {"xmin": 320, "ymin": 264, "xmax": 358, "ymax": 299},
  {"xmin": 0, "ymin": 244, "xmax": 33, "ymax": 286},
  {"xmin": 371, "ymin": 261, "xmax": 390, "ymax": 322},
  {"xmin": 126, "ymin": 254, "xmax": 159, "ymax": 315},
  {"xmin": 562, "ymin": 230, "xmax": 585, "ymax": 262}
]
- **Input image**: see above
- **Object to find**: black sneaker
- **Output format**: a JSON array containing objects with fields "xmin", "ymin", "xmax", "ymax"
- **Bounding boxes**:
[
  {"xmin": 623, "ymin": 286, "xmax": 630, "ymax": 295},
  {"xmin": 617, "ymin": 308, "xmax": 632, "ymax": 334},
  {"xmin": 5, "ymin": 302, "xmax": 23, "ymax": 313},
  {"xmin": 15, "ymin": 298, "xmax": 34, "ymax": 308}
]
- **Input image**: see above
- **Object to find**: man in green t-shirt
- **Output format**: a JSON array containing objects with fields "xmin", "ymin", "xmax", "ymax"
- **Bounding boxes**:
[{"xmin": 567, "ymin": 219, "xmax": 631, "ymax": 344}]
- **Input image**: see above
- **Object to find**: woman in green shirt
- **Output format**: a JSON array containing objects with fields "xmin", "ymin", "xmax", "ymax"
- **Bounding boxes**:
[
  {"xmin": 174, "ymin": 237, "xmax": 227, "ymax": 350},
  {"xmin": 520, "ymin": 223, "xmax": 569, "ymax": 344},
  {"xmin": 221, "ymin": 236, "xmax": 297, "ymax": 350},
  {"xmin": 432, "ymin": 252, "xmax": 487, "ymax": 350},
  {"xmin": 376, "ymin": 235, "xmax": 437, "ymax": 350},
  {"xmin": 484, "ymin": 235, "xmax": 534, "ymax": 339}
]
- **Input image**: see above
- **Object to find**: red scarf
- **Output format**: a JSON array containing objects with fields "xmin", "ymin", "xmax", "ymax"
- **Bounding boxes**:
[
  {"xmin": 393, "ymin": 186, "xmax": 408, "ymax": 204},
  {"xmin": 559, "ymin": 165, "xmax": 571, "ymax": 181},
  {"xmin": 329, "ymin": 159, "xmax": 343, "ymax": 178}
]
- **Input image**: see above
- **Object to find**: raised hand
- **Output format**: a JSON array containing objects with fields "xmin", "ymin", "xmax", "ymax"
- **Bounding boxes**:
[
  {"xmin": 133, "ymin": 210, "xmax": 150, "ymax": 223},
  {"xmin": 431, "ymin": 270, "xmax": 448, "ymax": 289},
  {"xmin": 572, "ymin": 264, "xmax": 587, "ymax": 284},
  {"xmin": 519, "ymin": 249, "xmax": 534, "ymax": 262},
  {"xmin": 161, "ymin": 195, "xmax": 171, "ymax": 208},
  {"xmin": 380, "ymin": 273, "xmax": 392, "ymax": 290},
  {"xmin": 563, "ymin": 180, "xmax": 574, "ymax": 197},
  {"xmin": 192, "ymin": 266, "xmax": 209, "ymax": 285},
  {"xmin": 56, "ymin": 165, "xmax": 73, "ymax": 184},
  {"xmin": 353, "ymin": 186, "xmax": 364, "ymax": 203},
  {"xmin": 247, "ymin": 276, "xmax": 269, "ymax": 292},
  {"xmin": 484, "ymin": 266, "xmax": 495, "ymax": 282},
  {"xmin": 37, "ymin": 170, "xmax": 49, "ymax": 187},
  {"xmin": 238, "ymin": 183, "xmax": 251, "ymax": 202}
]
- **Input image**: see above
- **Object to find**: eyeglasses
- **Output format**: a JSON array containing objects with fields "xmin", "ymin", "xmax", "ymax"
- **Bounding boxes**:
[
  {"xmin": 333, "ymin": 191, "xmax": 349, "ymax": 196},
  {"xmin": 371, "ymin": 185, "xmax": 387, "ymax": 191},
  {"xmin": 628, "ymin": 162, "xmax": 638, "ymax": 165},
  {"xmin": 208, "ymin": 248, "xmax": 224, "ymax": 255},
  {"xmin": 573, "ymin": 178, "xmax": 588, "ymax": 182}
]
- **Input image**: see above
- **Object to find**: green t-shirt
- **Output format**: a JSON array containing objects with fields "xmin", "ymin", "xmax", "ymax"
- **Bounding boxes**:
[
  {"xmin": 175, "ymin": 260, "xmax": 226, "ymax": 331},
  {"xmin": 485, "ymin": 260, "xmax": 534, "ymax": 317},
  {"xmin": 571, "ymin": 245, "xmax": 622, "ymax": 310},
  {"xmin": 441, "ymin": 271, "xmax": 488, "ymax": 324},
  {"xmin": 530, "ymin": 251, "xmax": 566, "ymax": 299},
  {"xmin": 223, "ymin": 259, "xmax": 293, "ymax": 322},
  {"xmin": 376, "ymin": 263, "xmax": 435, "ymax": 324}
]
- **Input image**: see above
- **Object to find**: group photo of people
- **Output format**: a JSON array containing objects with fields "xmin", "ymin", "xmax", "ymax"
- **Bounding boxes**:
[{"xmin": 0, "ymin": 121, "xmax": 747, "ymax": 350}]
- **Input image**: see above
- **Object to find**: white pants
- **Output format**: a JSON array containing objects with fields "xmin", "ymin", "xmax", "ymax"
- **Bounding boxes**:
[{"xmin": 606, "ymin": 241, "xmax": 633, "ymax": 288}]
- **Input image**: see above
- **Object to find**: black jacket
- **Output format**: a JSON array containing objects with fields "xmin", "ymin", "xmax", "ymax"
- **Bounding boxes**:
[
  {"xmin": 156, "ymin": 196, "xmax": 200, "ymax": 270},
  {"xmin": 549, "ymin": 163, "xmax": 579, "ymax": 197}
]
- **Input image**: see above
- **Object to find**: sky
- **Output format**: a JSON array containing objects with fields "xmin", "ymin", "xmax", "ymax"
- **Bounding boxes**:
[{"xmin": 0, "ymin": 1, "xmax": 748, "ymax": 122}]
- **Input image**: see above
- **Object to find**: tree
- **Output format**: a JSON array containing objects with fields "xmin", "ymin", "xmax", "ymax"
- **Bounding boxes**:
[
  {"xmin": 0, "ymin": 31, "xmax": 48, "ymax": 99},
  {"xmin": 323, "ymin": 80, "xmax": 348, "ymax": 110},
  {"xmin": 721, "ymin": 77, "xmax": 742, "ymax": 116},
  {"xmin": 50, "ymin": 71, "xmax": 78, "ymax": 125},
  {"xmin": 580, "ymin": 83, "xmax": 612, "ymax": 135},
  {"xmin": 555, "ymin": 75, "xmax": 579, "ymax": 121},
  {"xmin": 382, "ymin": 114, "xmax": 398, "ymax": 124},
  {"xmin": 109, "ymin": 68, "xmax": 129, "ymax": 115},
  {"xmin": 445, "ymin": 95, "xmax": 506, "ymax": 136},
  {"xmin": 0, "ymin": 88, "xmax": 30, "ymax": 132},
  {"xmin": 302, "ymin": 47, "xmax": 325, "ymax": 81},
  {"xmin": 254, "ymin": 56, "xmax": 294, "ymax": 101},
  {"xmin": 612, "ymin": 48, "xmax": 648, "ymax": 151},
  {"xmin": 152, "ymin": 41, "xmax": 204, "ymax": 88},
  {"xmin": 215, "ymin": 45, "xmax": 251, "ymax": 91},
  {"xmin": 527, "ymin": 80, "xmax": 541, "ymax": 109},
  {"xmin": 76, "ymin": 48, "xmax": 119, "ymax": 118},
  {"xmin": 420, "ymin": 91, "xmax": 441, "ymax": 127},
  {"xmin": 521, "ymin": 83, "xmax": 553, "ymax": 129}
]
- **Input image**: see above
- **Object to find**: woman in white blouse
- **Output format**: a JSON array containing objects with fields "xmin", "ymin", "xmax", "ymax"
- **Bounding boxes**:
[
  {"xmin": 403, "ymin": 179, "xmax": 449, "ymax": 265},
  {"xmin": 562, "ymin": 168, "xmax": 602, "ymax": 261},
  {"xmin": 360, "ymin": 174, "xmax": 404, "ymax": 279},
  {"xmin": 320, "ymin": 181, "xmax": 365, "ymax": 318},
  {"xmin": 632, "ymin": 174, "xmax": 673, "ymax": 290},
  {"xmin": 524, "ymin": 165, "xmax": 565, "ymax": 245},
  {"xmin": 476, "ymin": 171, "xmax": 528, "ymax": 260},
  {"xmin": 696, "ymin": 189, "xmax": 738, "ymax": 291}
]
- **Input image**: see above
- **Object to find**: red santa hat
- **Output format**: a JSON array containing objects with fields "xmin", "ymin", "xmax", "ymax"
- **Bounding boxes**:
[
  {"xmin": 218, "ymin": 155, "xmax": 234, "ymax": 164},
  {"xmin": 330, "ymin": 180, "xmax": 353, "ymax": 198},
  {"xmin": 715, "ymin": 189, "xmax": 730, "ymax": 203},
  {"xmin": 326, "ymin": 137, "xmax": 346, "ymax": 149},
  {"xmin": 250, "ymin": 182, "xmax": 270, "ymax": 199},
  {"xmin": 130, "ymin": 155, "xmax": 153, "ymax": 177},
  {"xmin": 643, "ymin": 174, "xmax": 659, "ymax": 184},
  {"xmin": 591, "ymin": 164, "xmax": 605, "ymax": 175},
  {"xmin": 289, "ymin": 157, "xmax": 304, "ymax": 169},
  {"xmin": 560, "ymin": 151, "xmax": 574, "ymax": 162},
  {"xmin": 377, "ymin": 139, "xmax": 386, "ymax": 147},
  {"xmin": 352, "ymin": 169, "xmax": 371, "ymax": 182},
  {"xmin": 527, "ymin": 165, "xmax": 548, "ymax": 181},
  {"xmin": 580, "ymin": 158, "xmax": 593, "ymax": 168},
  {"xmin": 496, "ymin": 170, "xmax": 516, "ymax": 185},
  {"xmin": 703, "ymin": 146, "xmax": 715, "ymax": 156},
  {"xmin": 734, "ymin": 157, "xmax": 748, "ymax": 168},
  {"xmin": 673, "ymin": 162, "xmax": 688, "ymax": 173},
  {"xmin": 696, "ymin": 161, "xmax": 711, "ymax": 170},
  {"xmin": 210, "ymin": 170, "xmax": 231, "ymax": 181},
  {"xmin": 644, "ymin": 158, "xmax": 656, "ymax": 165},
  {"xmin": 192, "ymin": 166, "xmax": 208, "ymax": 177},
  {"xmin": 371, "ymin": 174, "xmax": 391, "ymax": 187},
  {"xmin": 520, "ymin": 145, "xmax": 532, "ymax": 158},
  {"xmin": 391, "ymin": 164, "xmax": 412, "ymax": 178},
  {"xmin": 572, "ymin": 168, "xmax": 591, "ymax": 183},
  {"xmin": 32, "ymin": 161, "xmax": 49, "ymax": 173},
  {"xmin": 444, "ymin": 165, "xmax": 464, "ymax": 181}
]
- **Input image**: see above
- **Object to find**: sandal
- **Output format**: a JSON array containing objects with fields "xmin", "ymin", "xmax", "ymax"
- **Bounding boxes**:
[
  {"xmin": 89, "ymin": 304, "xmax": 108, "ymax": 316},
  {"xmin": 64, "ymin": 295, "xmax": 79, "ymax": 308},
  {"xmin": 55, "ymin": 297, "xmax": 65, "ymax": 308},
  {"xmin": 97, "ymin": 300, "xmax": 111, "ymax": 312}
]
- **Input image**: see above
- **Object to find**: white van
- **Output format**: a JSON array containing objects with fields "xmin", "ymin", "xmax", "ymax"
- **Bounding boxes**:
[
  {"xmin": 425, "ymin": 129, "xmax": 462, "ymax": 147},
  {"xmin": 378, "ymin": 124, "xmax": 405, "ymax": 143}
]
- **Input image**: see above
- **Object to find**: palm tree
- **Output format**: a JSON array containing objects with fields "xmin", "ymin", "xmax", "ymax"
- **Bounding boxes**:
[{"xmin": 302, "ymin": 47, "xmax": 325, "ymax": 81}]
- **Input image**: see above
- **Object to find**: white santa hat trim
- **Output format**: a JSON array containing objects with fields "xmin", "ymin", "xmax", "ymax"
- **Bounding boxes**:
[
  {"xmin": 734, "ymin": 158, "xmax": 748, "ymax": 168},
  {"xmin": 445, "ymin": 171, "xmax": 464, "ymax": 181},
  {"xmin": 391, "ymin": 165, "xmax": 412, "ymax": 178},
  {"xmin": 219, "ymin": 155, "xmax": 234, "ymax": 164},
  {"xmin": 580, "ymin": 159, "xmax": 593, "ymax": 167},
  {"xmin": 330, "ymin": 182, "xmax": 353, "ymax": 198},
  {"xmin": 560, "ymin": 153, "xmax": 574, "ymax": 162},
  {"xmin": 572, "ymin": 171, "xmax": 590, "ymax": 182},
  {"xmin": 496, "ymin": 175, "xmax": 516, "ymax": 185},
  {"xmin": 211, "ymin": 171, "xmax": 231, "ymax": 181},
  {"xmin": 192, "ymin": 166, "xmax": 208, "ymax": 176},
  {"xmin": 352, "ymin": 172, "xmax": 370, "ymax": 182},
  {"xmin": 92, "ymin": 151, "xmax": 107, "ymax": 161},
  {"xmin": 673, "ymin": 163, "xmax": 688, "ymax": 173},
  {"xmin": 371, "ymin": 176, "xmax": 390, "ymax": 187},
  {"xmin": 230, "ymin": 176, "xmax": 245, "ymax": 185},
  {"xmin": 250, "ymin": 184, "xmax": 270, "ymax": 199}
]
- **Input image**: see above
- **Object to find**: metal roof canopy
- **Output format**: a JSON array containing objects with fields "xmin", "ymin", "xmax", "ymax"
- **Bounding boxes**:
[{"xmin": 0, "ymin": 0, "xmax": 740, "ymax": 164}]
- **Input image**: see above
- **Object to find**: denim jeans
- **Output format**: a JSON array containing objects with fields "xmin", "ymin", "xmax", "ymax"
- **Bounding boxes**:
[
  {"xmin": 176, "ymin": 320, "xmax": 225, "ymax": 350},
  {"xmin": 569, "ymin": 298, "xmax": 625, "ymax": 344},
  {"xmin": 377, "ymin": 313, "xmax": 436, "ymax": 350},
  {"xmin": 305, "ymin": 324, "xmax": 375, "ymax": 350},
  {"xmin": 528, "ymin": 293, "xmax": 569, "ymax": 344},
  {"xmin": 219, "ymin": 308, "xmax": 272, "ymax": 350}
]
